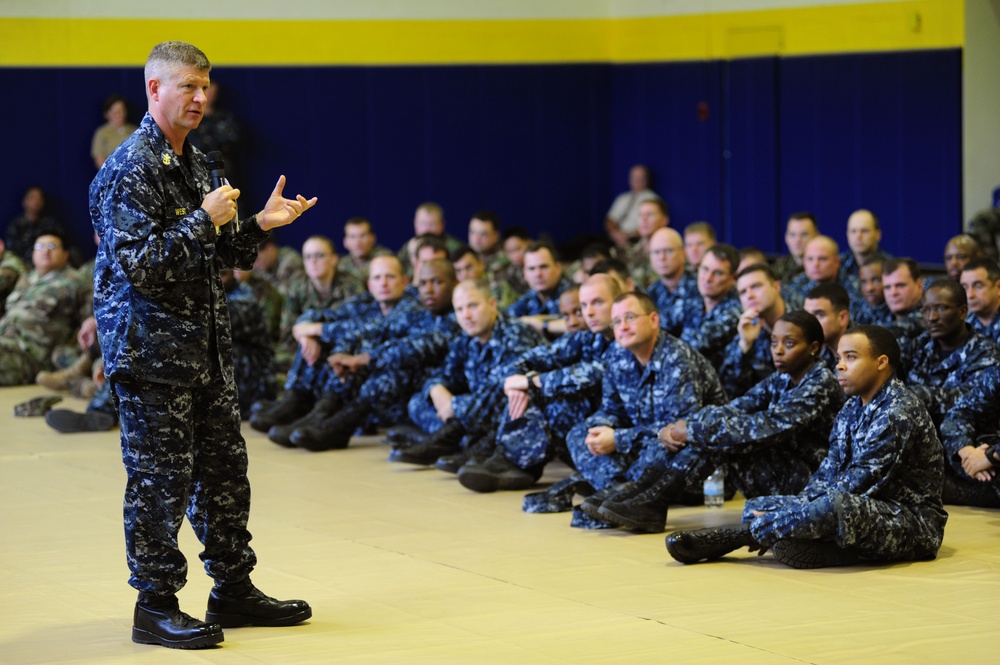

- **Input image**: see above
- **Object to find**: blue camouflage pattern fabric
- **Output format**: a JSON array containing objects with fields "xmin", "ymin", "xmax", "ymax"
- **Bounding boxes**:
[
  {"xmin": 0, "ymin": 266, "xmax": 83, "ymax": 385},
  {"xmin": 282, "ymin": 291, "xmax": 405, "ymax": 397},
  {"xmin": 789, "ymin": 273, "xmax": 863, "ymax": 304},
  {"xmin": 939, "ymin": 364, "xmax": 1000, "ymax": 471},
  {"xmin": 368, "ymin": 311, "xmax": 463, "ymax": 375},
  {"xmin": 967, "ymin": 311, "xmax": 1000, "ymax": 346},
  {"xmin": 661, "ymin": 290, "xmax": 742, "ymax": 369},
  {"xmin": 840, "ymin": 249, "xmax": 891, "ymax": 278},
  {"xmin": 646, "ymin": 271, "xmax": 698, "ymax": 319},
  {"xmin": 743, "ymin": 377, "xmax": 948, "ymax": 562},
  {"xmin": 506, "ymin": 276, "xmax": 573, "ymax": 317},
  {"xmin": 888, "ymin": 308, "xmax": 928, "ymax": 370},
  {"xmin": 717, "ymin": 328, "xmax": 775, "ymax": 399},
  {"xmin": 937, "ymin": 364, "xmax": 1000, "ymax": 505},
  {"xmin": 318, "ymin": 295, "xmax": 438, "ymax": 425},
  {"xmin": 226, "ymin": 281, "xmax": 279, "ymax": 418},
  {"xmin": 686, "ymin": 360, "xmax": 844, "ymax": 499},
  {"xmin": 903, "ymin": 327, "xmax": 1000, "ymax": 425},
  {"xmin": 90, "ymin": 112, "xmax": 266, "ymax": 595},
  {"xmin": 409, "ymin": 313, "xmax": 545, "ymax": 437},
  {"xmin": 852, "ymin": 300, "xmax": 893, "ymax": 326},
  {"xmin": 817, "ymin": 345, "xmax": 838, "ymax": 374},
  {"xmin": 86, "ymin": 375, "xmax": 117, "ymax": 419},
  {"xmin": 566, "ymin": 332, "xmax": 728, "ymax": 491},
  {"xmin": 496, "ymin": 330, "xmax": 614, "ymax": 469}
]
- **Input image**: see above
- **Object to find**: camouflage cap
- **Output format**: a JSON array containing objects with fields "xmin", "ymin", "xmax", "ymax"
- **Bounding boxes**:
[{"xmin": 14, "ymin": 395, "xmax": 63, "ymax": 417}]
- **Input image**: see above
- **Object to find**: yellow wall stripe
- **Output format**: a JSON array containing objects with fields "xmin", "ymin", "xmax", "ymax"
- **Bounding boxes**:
[{"xmin": 0, "ymin": 1, "xmax": 963, "ymax": 67}]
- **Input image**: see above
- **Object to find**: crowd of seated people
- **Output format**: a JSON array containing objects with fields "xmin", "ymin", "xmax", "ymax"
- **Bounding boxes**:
[{"xmin": 9, "ymin": 173, "xmax": 1000, "ymax": 571}]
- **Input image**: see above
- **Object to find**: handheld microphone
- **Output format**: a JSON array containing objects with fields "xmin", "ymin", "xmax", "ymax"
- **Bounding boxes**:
[{"xmin": 207, "ymin": 151, "xmax": 238, "ymax": 234}]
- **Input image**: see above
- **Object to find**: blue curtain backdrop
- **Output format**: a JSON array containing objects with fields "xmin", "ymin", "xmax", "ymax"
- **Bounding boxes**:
[{"xmin": 2, "ymin": 48, "xmax": 960, "ymax": 264}]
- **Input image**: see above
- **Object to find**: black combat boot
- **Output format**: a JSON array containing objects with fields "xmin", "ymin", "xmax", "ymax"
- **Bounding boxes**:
[
  {"xmin": 267, "ymin": 395, "xmax": 341, "ymax": 447},
  {"xmin": 389, "ymin": 418, "xmax": 466, "ymax": 465},
  {"xmin": 665, "ymin": 524, "xmax": 758, "ymax": 564},
  {"xmin": 384, "ymin": 423, "xmax": 430, "ymax": 448},
  {"xmin": 523, "ymin": 474, "xmax": 594, "ymax": 514},
  {"xmin": 249, "ymin": 390, "xmax": 314, "ymax": 433},
  {"xmin": 290, "ymin": 398, "xmax": 371, "ymax": 451},
  {"xmin": 458, "ymin": 449, "xmax": 543, "ymax": 493},
  {"xmin": 205, "ymin": 579, "xmax": 312, "ymax": 628},
  {"xmin": 598, "ymin": 469, "xmax": 686, "ymax": 532},
  {"xmin": 576, "ymin": 482, "xmax": 630, "ymax": 521},
  {"xmin": 770, "ymin": 539, "xmax": 860, "ymax": 569},
  {"xmin": 45, "ymin": 409, "xmax": 116, "ymax": 433},
  {"xmin": 249, "ymin": 398, "xmax": 275, "ymax": 415},
  {"xmin": 437, "ymin": 429, "xmax": 494, "ymax": 473},
  {"xmin": 132, "ymin": 593, "xmax": 223, "ymax": 649}
]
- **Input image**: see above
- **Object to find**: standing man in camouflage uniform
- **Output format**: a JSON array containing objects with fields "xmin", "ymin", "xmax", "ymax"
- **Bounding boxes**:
[
  {"xmin": 0, "ymin": 231, "xmax": 82, "ymax": 385},
  {"xmin": 667, "ymin": 325, "xmax": 948, "ymax": 569},
  {"xmin": 89, "ymin": 41, "xmax": 316, "ymax": 649}
]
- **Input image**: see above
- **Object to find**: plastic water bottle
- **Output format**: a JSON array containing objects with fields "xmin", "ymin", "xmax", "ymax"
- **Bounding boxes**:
[{"xmin": 703, "ymin": 468, "xmax": 725, "ymax": 508}]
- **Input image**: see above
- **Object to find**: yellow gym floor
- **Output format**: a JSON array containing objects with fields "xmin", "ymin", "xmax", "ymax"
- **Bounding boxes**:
[{"xmin": 1, "ymin": 385, "xmax": 995, "ymax": 664}]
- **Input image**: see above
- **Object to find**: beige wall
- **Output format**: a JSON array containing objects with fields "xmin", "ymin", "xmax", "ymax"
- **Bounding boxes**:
[{"xmin": 964, "ymin": 0, "xmax": 1000, "ymax": 220}]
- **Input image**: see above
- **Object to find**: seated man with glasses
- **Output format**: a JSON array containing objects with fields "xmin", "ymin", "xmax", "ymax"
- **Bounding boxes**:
[
  {"xmin": 563, "ymin": 291, "xmax": 727, "ymax": 531},
  {"xmin": 902, "ymin": 278, "xmax": 1000, "ymax": 427},
  {"xmin": 0, "ymin": 231, "xmax": 85, "ymax": 385}
]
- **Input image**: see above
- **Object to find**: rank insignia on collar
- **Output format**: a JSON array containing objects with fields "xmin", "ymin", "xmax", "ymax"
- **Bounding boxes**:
[{"xmin": 162, "ymin": 153, "xmax": 171, "ymax": 165}]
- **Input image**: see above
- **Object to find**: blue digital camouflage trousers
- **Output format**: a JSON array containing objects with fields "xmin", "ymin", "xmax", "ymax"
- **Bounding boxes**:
[
  {"xmin": 408, "ymin": 385, "xmax": 507, "ymax": 438},
  {"xmin": 566, "ymin": 424, "xmax": 713, "ymax": 491},
  {"xmin": 87, "ymin": 379, "xmax": 117, "ymax": 419},
  {"xmin": 322, "ymin": 366, "xmax": 428, "ymax": 427},
  {"xmin": 496, "ymin": 396, "xmax": 593, "ymax": 469},
  {"xmin": 743, "ymin": 492, "xmax": 942, "ymax": 561},
  {"xmin": 112, "ymin": 376, "xmax": 256, "ymax": 596}
]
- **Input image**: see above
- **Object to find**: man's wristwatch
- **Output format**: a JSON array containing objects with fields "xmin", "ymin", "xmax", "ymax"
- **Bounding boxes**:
[
  {"xmin": 524, "ymin": 371, "xmax": 542, "ymax": 397},
  {"xmin": 985, "ymin": 444, "xmax": 1000, "ymax": 468}
]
